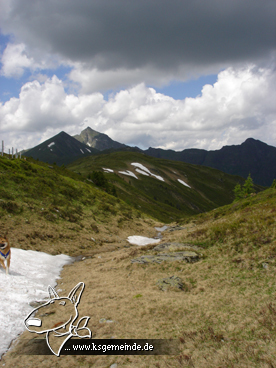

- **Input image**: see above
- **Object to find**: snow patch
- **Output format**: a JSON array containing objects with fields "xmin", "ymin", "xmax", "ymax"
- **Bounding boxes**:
[
  {"xmin": 80, "ymin": 149, "xmax": 84, "ymax": 154},
  {"xmin": 155, "ymin": 225, "xmax": 168, "ymax": 232},
  {"xmin": 47, "ymin": 142, "xmax": 55, "ymax": 148},
  {"xmin": 135, "ymin": 168, "xmax": 149, "ymax": 176},
  {"xmin": 119, "ymin": 170, "xmax": 138, "ymax": 179},
  {"xmin": 178, "ymin": 179, "xmax": 191, "ymax": 188},
  {"xmin": 131, "ymin": 163, "xmax": 164, "ymax": 181},
  {"xmin": 86, "ymin": 148, "xmax": 91, "ymax": 153},
  {"xmin": 127, "ymin": 236, "xmax": 160, "ymax": 246},
  {"xmin": 103, "ymin": 168, "xmax": 114, "ymax": 173},
  {"xmin": 131, "ymin": 163, "xmax": 151, "ymax": 174},
  {"xmin": 0, "ymin": 248, "xmax": 72, "ymax": 358},
  {"xmin": 150, "ymin": 173, "xmax": 165, "ymax": 181}
]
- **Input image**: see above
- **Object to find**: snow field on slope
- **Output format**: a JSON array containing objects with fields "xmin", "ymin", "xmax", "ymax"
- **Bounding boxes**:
[{"xmin": 0, "ymin": 249, "xmax": 72, "ymax": 358}]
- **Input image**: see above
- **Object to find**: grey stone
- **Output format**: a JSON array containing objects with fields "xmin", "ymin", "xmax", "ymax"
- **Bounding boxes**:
[
  {"xmin": 167, "ymin": 225, "xmax": 186, "ymax": 232},
  {"xmin": 156, "ymin": 276, "xmax": 186, "ymax": 291},
  {"xmin": 153, "ymin": 242, "xmax": 202, "ymax": 252},
  {"xmin": 131, "ymin": 251, "xmax": 200, "ymax": 264}
]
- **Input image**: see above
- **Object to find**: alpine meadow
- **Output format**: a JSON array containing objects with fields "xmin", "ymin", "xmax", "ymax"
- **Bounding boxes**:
[{"xmin": 0, "ymin": 139, "xmax": 276, "ymax": 367}]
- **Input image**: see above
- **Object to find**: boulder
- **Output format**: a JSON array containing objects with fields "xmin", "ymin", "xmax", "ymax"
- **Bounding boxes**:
[
  {"xmin": 166, "ymin": 225, "xmax": 186, "ymax": 232},
  {"xmin": 131, "ymin": 251, "xmax": 200, "ymax": 264},
  {"xmin": 153, "ymin": 242, "xmax": 202, "ymax": 252},
  {"xmin": 156, "ymin": 276, "xmax": 187, "ymax": 291}
]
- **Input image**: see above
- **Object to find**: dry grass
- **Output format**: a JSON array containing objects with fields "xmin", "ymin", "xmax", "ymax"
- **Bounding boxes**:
[
  {"xmin": 1, "ymin": 189, "xmax": 276, "ymax": 367},
  {"xmin": 0, "ymin": 202, "xmax": 158, "ymax": 257}
]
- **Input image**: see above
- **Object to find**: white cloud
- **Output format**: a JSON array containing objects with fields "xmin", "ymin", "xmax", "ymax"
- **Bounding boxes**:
[
  {"xmin": 68, "ymin": 63, "xmax": 203, "ymax": 94},
  {"xmin": 0, "ymin": 75, "xmax": 104, "ymax": 149},
  {"xmin": 0, "ymin": 43, "xmax": 34, "ymax": 78},
  {"xmin": 0, "ymin": 42, "xmax": 67, "ymax": 78},
  {"xmin": 0, "ymin": 65, "xmax": 275, "ymax": 152},
  {"xmin": 97, "ymin": 65, "xmax": 276, "ymax": 149}
]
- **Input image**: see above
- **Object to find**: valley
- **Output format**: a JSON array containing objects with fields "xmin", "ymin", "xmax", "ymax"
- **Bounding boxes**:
[
  {"xmin": 0, "ymin": 151, "xmax": 275, "ymax": 367},
  {"xmin": 68, "ymin": 150, "xmax": 262, "ymax": 222}
]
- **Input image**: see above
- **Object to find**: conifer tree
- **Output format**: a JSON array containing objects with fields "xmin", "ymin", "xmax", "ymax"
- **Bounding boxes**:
[
  {"xmin": 243, "ymin": 173, "xmax": 254, "ymax": 196},
  {"xmin": 233, "ymin": 184, "xmax": 243, "ymax": 200},
  {"xmin": 233, "ymin": 174, "xmax": 254, "ymax": 201}
]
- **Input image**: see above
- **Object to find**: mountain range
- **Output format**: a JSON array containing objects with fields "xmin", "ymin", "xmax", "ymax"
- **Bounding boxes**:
[
  {"xmin": 23, "ymin": 131, "xmax": 99, "ymax": 166},
  {"xmin": 144, "ymin": 138, "xmax": 276, "ymax": 187},
  {"xmin": 23, "ymin": 126, "xmax": 276, "ymax": 186}
]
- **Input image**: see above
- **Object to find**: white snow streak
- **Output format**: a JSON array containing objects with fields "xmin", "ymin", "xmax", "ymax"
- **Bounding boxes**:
[
  {"xmin": 177, "ymin": 179, "xmax": 191, "ymax": 188},
  {"xmin": 150, "ymin": 173, "xmax": 164, "ymax": 181},
  {"xmin": 131, "ymin": 163, "xmax": 164, "ymax": 181},
  {"xmin": 118, "ymin": 170, "xmax": 138, "ymax": 179},
  {"xmin": 131, "ymin": 163, "xmax": 151, "ymax": 174},
  {"xmin": 135, "ymin": 168, "xmax": 149, "ymax": 176}
]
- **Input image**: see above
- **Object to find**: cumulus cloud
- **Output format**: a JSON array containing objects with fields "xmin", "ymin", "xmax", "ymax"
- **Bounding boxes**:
[
  {"xmin": 1, "ymin": 65, "xmax": 275, "ymax": 151},
  {"xmin": 68, "ymin": 62, "xmax": 228, "ymax": 94},
  {"xmin": 0, "ymin": 75, "xmax": 104, "ymax": 149},
  {"xmin": 0, "ymin": 0, "xmax": 275, "ymax": 89},
  {"xmin": 68, "ymin": 64, "xmax": 176, "ymax": 94},
  {"xmin": 0, "ymin": 43, "xmax": 35, "ymax": 77},
  {"xmin": 98, "ymin": 66, "xmax": 276, "ymax": 150},
  {"xmin": 0, "ymin": 42, "xmax": 64, "ymax": 78}
]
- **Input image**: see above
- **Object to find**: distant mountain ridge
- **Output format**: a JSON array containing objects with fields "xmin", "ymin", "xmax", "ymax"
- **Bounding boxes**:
[
  {"xmin": 144, "ymin": 138, "xmax": 276, "ymax": 187},
  {"xmin": 74, "ymin": 127, "xmax": 127, "ymax": 151},
  {"xmin": 23, "ymin": 127, "xmax": 276, "ymax": 186}
]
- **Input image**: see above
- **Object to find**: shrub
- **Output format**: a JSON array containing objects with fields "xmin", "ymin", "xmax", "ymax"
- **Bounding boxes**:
[{"xmin": 88, "ymin": 171, "xmax": 117, "ymax": 197}]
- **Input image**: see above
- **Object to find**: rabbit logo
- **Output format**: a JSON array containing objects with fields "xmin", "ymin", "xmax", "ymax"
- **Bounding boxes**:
[{"xmin": 24, "ymin": 282, "xmax": 91, "ymax": 356}]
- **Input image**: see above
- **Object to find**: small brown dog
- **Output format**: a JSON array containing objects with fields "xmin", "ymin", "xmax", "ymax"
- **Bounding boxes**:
[{"xmin": 0, "ymin": 234, "xmax": 11, "ymax": 274}]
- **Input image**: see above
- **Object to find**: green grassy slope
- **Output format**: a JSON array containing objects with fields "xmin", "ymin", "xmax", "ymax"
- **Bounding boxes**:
[
  {"xmin": 181, "ymin": 186, "xmax": 276, "ymax": 254},
  {"xmin": 0, "ymin": 155, "xmax": 152, "ymax": 255},
  {"xmin": 67, "ymin": 151, "xmax": 263, "ymax": 222}
]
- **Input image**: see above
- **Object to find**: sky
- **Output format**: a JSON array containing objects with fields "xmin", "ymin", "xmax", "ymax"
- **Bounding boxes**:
[
  {"xmin": 0, "ymin": 0, "xmax": 276, "ymax": 152},
  {"xmin": 0, "ymin": 248, "xmax": 71, "ymax": 357}
]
